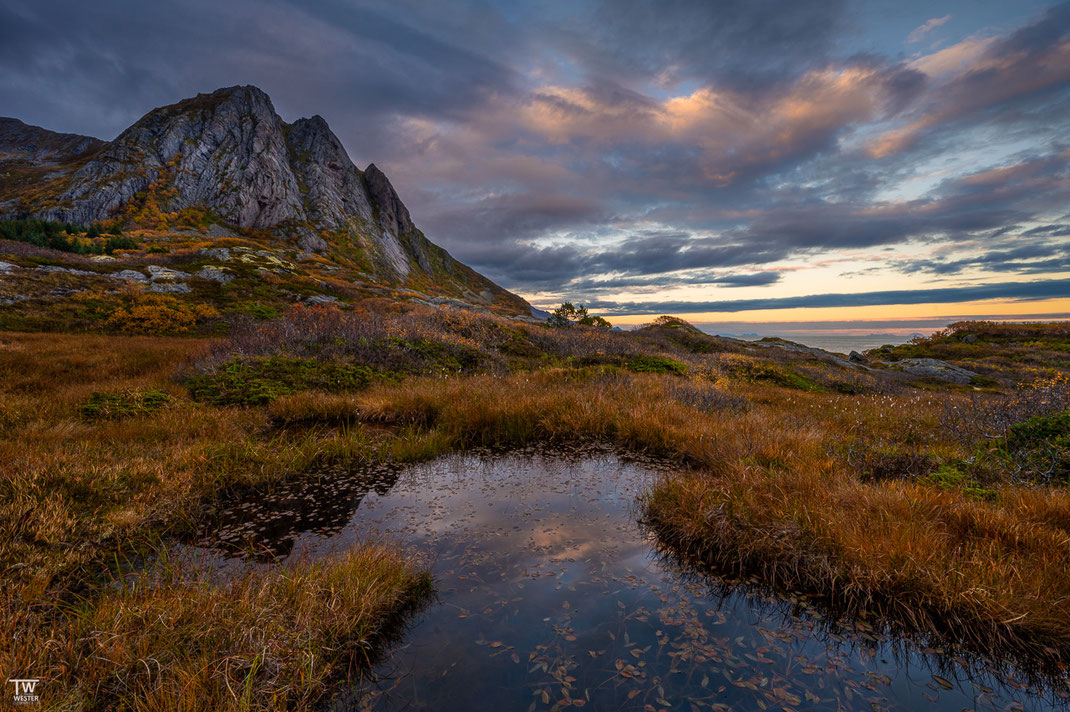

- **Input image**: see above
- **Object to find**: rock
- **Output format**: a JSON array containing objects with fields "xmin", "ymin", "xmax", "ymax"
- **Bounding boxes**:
[
  {"xmin": 36, "ymin": 265, "xmax": 99, "ymax": 278},
  {"xmin": 206, "ymin": 224, "xmax": 238, "ymax": 238},
  {"xmin": 113, "ymin": 270, "xmax": 148, "ymax": 282},
  {"xmin": 848, "ymin": 350, "xmax": 867, "ymax": 363},
  {"xmin": 961, "ymin": 333, "xmax": 978, "ymax": 344},
  {"xmin": 304, "ymin": 294, "xmax": 337, "ymax": 305},
  {"xmin": 198, "ymin": 247, "xmax": 232, "ymax": 261},
  {"xmin": 297, "ymin": 232, "xmax": 329, "ymax": 254},
  {"xmin": 196, "ymin": 266, "xmax": 233, "ymax": 284},
  {"xmin": 89, "ymin": 254, "xmax": 117, "ymax": 262},
  {"xmin": 0, "ymin": 260, "xmax": 16, "ymax": 274},
  {"xmin": 895, "ymin": 358, "xmax": 978, "ymax": 384},
  {"xmin": 149, "ymin": 282, "xmax": 191, "ymax": 294},
  {"xmin": 147, "ymin": 265, "xmax": 189, "ymax": 281}
]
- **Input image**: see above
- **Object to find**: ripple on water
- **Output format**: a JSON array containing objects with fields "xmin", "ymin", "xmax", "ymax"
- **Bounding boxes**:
[{"xmin": 187, "ymin": 444, "xmax": 1070, "ymax": 712}]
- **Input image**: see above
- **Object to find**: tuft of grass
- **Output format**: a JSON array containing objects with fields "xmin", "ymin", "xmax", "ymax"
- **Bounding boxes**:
[{"xmin": 17, "ymin": 546, "xmax": 431, "ymax": 711}]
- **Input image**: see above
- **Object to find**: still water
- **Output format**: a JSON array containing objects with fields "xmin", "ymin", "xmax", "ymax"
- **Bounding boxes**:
[{"xmin": 192, "ymin": 445, "xmax": 1068, "ymax": 711}]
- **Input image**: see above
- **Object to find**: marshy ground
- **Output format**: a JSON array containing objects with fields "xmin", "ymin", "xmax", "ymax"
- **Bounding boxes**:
[{"xmin": 1, "ymin": 312, "xmax": 1068, "ymax": 710}]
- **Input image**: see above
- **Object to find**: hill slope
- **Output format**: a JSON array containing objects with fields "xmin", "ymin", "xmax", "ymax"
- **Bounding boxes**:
[{"xmin": 0, "ymin": 86, "xmax": 529, "ymax": 316}]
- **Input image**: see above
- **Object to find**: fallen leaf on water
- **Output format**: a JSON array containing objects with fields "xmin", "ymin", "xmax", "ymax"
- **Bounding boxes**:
[{"xmin": 932, "ymin": 674, "xmax": 954, "ymax": 690}]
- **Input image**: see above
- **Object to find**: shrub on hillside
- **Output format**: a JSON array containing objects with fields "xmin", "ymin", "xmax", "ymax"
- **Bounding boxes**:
[{"xmin": 104, "ymin": 293, "xmax": 220, "ymax": 334}]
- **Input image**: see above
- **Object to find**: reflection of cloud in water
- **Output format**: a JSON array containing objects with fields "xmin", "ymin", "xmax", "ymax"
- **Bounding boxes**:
[{"xmin": 189, "ymin": 445, "xmax": 1067, "ymax": 712}]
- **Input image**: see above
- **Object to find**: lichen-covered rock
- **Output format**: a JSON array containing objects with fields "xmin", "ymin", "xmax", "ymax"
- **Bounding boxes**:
[
  {"xmin": 113, "ymin": 270, "xmax": 148, "ymax": 282},
  {"xmin": 198, "ymin": 247, "xmax": 232, "ymax": 261},
  {"xmin": 197, "ymin": 266, "xmax": 233, "ymax": 284},
  {"xmin": 894, "ymin": 358, "xmax": 979, "ymax": 384},
  {"xmin": 304, "ymin": 294, "xmax": 338, "ymax": 305},
  {"xmin": 147, "ymin": 265, "xmax": 189, "ymax": 281},
  {"xmin": 149, "ymin": 282, "xmax": 192, "ymax": 294}
]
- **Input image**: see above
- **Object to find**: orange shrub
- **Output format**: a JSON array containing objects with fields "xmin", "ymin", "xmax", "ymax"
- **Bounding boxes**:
[{"xmin": 105, "ymin": 293, "xmax": 219, "ymax": 334}]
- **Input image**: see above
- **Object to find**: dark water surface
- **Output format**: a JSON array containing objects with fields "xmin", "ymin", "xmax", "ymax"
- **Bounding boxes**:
[{"xmin": 191, "ymin": 445, "xmax": 1069, "ymax": 711}]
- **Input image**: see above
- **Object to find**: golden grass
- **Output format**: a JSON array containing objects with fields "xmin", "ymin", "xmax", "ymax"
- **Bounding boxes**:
[
  {"xmin": 0, "ymin": 333, "xmax": 430, "ymax": 710},
  {"xmin": 3, "ymin": 328, "xmax": 1070, "ymax": 708},
  {"xmin": 273, "ymin": 372, "xmax": 1070, "ymax": 663}
]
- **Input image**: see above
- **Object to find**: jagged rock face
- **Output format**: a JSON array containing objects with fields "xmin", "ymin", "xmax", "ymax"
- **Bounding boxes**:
[
  {"xmin": 0, "ymin": 86, "xmax": 449, "ymax": 284},
  {"xmin": 41, "ymin": 87, "xmax": 306, "ymax": 230}
]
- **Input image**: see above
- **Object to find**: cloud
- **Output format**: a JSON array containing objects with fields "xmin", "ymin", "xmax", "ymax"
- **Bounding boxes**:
[
  {"xmin": 586, "ymin": 278, "xmax": 1070, "ymax": 316},
  {"xmin": 907, "ymin": 15, "xmax": 951, "ymax": 44},
  {"xmin": 868, "ymin": 4, "xmax": 1070, "ymax": 158}
]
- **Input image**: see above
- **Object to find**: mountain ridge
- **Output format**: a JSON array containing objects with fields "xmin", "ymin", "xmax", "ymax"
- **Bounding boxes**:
[{"xmin": 0, "ymin": 86, "xmax": 529, "ymax": 314}]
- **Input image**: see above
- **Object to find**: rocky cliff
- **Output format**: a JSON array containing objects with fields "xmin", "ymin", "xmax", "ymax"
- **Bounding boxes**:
[{"xmin": 0, "ymin": 86, "xmax": 528, "ymax": 313}]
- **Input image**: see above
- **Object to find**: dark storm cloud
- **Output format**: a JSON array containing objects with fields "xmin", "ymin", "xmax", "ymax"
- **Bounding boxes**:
[
  {"xmin": 585, "ymin": 278, "xmax": 1070, "ymax": 315},
  {"xmin": 0, "ymin": 0, "xmax": 518, "ymax": 141},
  {"xmin": 559, "ymin": 0, "xmax": 851, "ymax": 89}
]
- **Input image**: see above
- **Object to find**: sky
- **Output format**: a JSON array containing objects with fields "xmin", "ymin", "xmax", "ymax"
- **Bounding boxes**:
[{"xmin": 2, "ymin": 0, "xmax": 1069, "ymax": 329}]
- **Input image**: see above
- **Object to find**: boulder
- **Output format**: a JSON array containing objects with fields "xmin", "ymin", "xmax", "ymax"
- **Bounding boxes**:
[
  {"xmin": 895, "ymin": 358, "xmax": 978, "ymax": 384},
  {"xmin": 149, "ymin": 282, "xmax": 191, "ymax": 294},
  {"xmin": 197, "ymin": 266, "xmax": 234, "ymax": 284},
  {"xmin": 113, "ymin": 270, "xmax": 149, "ymax": 282}
]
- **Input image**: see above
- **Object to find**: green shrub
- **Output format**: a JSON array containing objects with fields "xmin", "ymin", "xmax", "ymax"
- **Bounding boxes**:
[
  {"xmin": 926, "ymin": 463, "xmax": 996, "ymax": 501},
  {"xmin": 80, "ymin": 390, "xmax": 172, "ymax": 420},
  {"xmin": 104, "ymin": 235, "xmax": 138, "ymax": 253},
  {"xmin": 1005, "ymin": 410, "xmax": 1070, "ymax": 484},
  {"xmin": 187, "ymin": 357, "xmax": 384, "ymax": 405},
  {"xmin": 624, "ymin": 355, "xmax": 687, "ymax": 375}
]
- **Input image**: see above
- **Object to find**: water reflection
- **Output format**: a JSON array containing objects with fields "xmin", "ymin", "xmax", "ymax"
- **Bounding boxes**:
[{"xmin": 191, "ymin": 444, "xmax": 1070, "ymax": 711}]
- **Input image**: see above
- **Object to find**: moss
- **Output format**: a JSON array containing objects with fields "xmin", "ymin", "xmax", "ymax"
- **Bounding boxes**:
[
  {"xmin": 624, "ymin": 355, "xmax": 687, "ymax": 375},
  {"xmin": 187, "ymin": 356, "xmax": 387, "ymax": 405},
  {"xmin": 80, "ymin": 390, "xmax": 172, "ymax": 420},
  {"xmin": 926, "ymin": 463, "xmax": 997, "ymax": 502}
]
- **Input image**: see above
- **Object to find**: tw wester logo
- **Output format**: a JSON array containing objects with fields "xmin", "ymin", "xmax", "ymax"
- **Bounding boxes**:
[{"xmin": 7, "ymin": 678, "xmax": 40, "ymax": 706}]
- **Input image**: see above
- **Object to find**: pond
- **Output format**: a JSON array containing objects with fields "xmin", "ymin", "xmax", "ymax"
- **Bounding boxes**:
[{"xmin": 190, "ymin": 444, "xmax": 1069, "ymax": 711}]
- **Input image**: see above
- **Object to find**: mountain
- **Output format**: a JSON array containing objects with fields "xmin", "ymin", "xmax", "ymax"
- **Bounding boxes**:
[{"xmin": 0, "ymin": 86, "xmax": 529, "ymax": 314}]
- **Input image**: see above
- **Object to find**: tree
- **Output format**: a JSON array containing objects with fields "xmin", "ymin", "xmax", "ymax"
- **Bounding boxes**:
[{"xmin": 547, "ymin": 302, "xmax": 611, "ymax": 329}]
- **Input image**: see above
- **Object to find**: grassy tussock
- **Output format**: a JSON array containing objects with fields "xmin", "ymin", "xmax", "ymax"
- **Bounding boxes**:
[{"xmin": 62, "ymin": 547, "xmax": 427, "ymax": 710}]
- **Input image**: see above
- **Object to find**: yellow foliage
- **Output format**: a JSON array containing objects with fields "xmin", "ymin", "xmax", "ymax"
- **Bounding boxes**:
[{"xmin": 105, "ymin": 293, "xmax": 219, "ymax": 334}]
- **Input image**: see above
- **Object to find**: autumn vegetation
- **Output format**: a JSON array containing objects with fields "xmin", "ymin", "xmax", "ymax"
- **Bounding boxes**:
[{"xmin": 1, "ymin": 306, "xmax": 1068, "ymax": 709}]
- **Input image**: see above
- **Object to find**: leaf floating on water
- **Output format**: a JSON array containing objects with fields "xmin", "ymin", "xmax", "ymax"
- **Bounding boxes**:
[
  {"xmin": 489, "ymin": 641, "xmax": 503, "ymax": 648},
  {"xmin": 511, "ymin": 653, "xmax": 520, "ymax": 664},
  {"xmin": 932, "ymin": 674, "xmax": 954, "ymax": 690}
]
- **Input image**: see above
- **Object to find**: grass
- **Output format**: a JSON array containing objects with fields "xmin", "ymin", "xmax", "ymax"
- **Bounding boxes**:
[
  {"xmin": 41, "ymin": 547, "xmax": 430, "ymax": 711},
  {"xmin": 0, "ymin": 332, "xmax": 430, "ymax": 710},
  {"xmin": 2, "ymin": 314, "xmax": 1070, "ymax": 706}
]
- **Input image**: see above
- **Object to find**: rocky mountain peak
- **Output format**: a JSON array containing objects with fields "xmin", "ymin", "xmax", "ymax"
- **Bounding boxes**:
[{"xmin": 0, "ymin": 85, "xmax": 531, "ymax": 314}]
